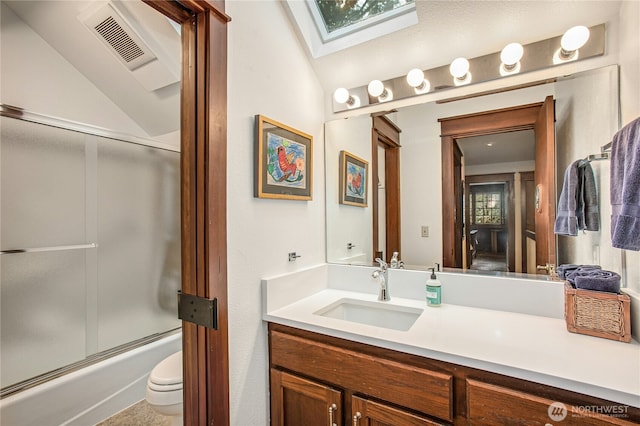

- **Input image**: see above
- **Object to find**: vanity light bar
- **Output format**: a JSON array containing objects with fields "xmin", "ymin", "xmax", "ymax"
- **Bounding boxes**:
[{"xmin": 332, "ymin": 24, "xmax": 605, "ymax": 113}]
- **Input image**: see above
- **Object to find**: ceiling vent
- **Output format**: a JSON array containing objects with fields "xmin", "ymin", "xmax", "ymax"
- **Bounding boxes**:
[{"xmin": 80, "ymin": 2, "xmax": 156, "ymax": 71}]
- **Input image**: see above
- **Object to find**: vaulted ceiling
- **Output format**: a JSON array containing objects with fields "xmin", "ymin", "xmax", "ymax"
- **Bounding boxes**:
[
  {"xmin": 288, "ymin": 1, "xmax": 622, "ymax": 93},
  {"xmin": 4, "ymin": 0, "xmax": 623, "ymax": 137}
]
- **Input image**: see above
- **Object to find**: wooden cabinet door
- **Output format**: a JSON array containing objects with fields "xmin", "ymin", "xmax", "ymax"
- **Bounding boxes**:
[
  {"xmin": 270, "ymin": 368, "xmax": 342, "ymax": 426},
  {"xmin": 351, "ymin": 396, "xmax": 445, "ymax": 426}
]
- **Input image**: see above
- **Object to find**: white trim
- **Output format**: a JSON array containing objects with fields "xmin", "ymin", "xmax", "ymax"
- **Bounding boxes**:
[{"xmin": 284, "ymin": 0, "xmax": 418, "ymax": 58}]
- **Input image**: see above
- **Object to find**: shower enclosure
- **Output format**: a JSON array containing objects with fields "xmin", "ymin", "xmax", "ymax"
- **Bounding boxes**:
[{"xmin": 0, "ymin": 108, "xmax": 181, "ymax": 395}]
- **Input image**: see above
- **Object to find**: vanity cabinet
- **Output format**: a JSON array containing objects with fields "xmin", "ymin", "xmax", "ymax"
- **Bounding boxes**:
[
  {"xmin": 268, "ymin": 323, "xmax": 639, "ymax": 426},
  {"xmin": 269, "ymin": 323, "xmax": 452, "ymax": 425}
]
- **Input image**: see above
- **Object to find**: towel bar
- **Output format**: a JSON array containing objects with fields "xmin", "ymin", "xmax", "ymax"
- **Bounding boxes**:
[{"xmin": 0, "ymin": 243, "xmax": 97, "ymax": 255}]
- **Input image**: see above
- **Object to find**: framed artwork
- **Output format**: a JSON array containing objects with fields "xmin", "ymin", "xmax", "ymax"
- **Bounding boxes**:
[
  {"xmin": 254, "ymin": 115, "xmax": 313, "ymax": 200},
  {"xmin": 339, "ymin": 150, "xmax": 368, "ymax": 207}
]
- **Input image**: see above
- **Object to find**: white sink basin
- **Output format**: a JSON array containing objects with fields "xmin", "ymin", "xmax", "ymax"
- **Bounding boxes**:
[{"xmin": 313, "ymin": 298, "xmax": 423, "ymax": 331}]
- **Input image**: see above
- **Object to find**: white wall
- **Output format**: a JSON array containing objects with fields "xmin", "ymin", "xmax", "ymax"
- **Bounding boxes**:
[
  {"xmin": 325, "ymin": 115, "xmax": 373, "ymax": 264},
  {"xmin": 555, "ymin": 66, "xmax": 621, "ymax": 273},
  {"xmin": 0, "ymin": 3, "xmax": 149, "ymax": 139},
  {"xmin": 226, "ymin": 1, "xmax": 325, "ymax": 424}
]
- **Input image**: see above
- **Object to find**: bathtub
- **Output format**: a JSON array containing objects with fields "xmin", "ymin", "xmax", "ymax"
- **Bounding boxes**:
[{"xmin": 0, "ymin": 331, "xmax": 181, "ymax": 426}]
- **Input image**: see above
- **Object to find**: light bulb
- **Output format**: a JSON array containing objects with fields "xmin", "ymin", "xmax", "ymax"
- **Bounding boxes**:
[
  {"xmin": 449, "ymin": 57, "xmax": 470, "ymax": 79},
  {"xmin": 561, "ymin": 25, "xmax": 590, "ymax": 53},
  {"xmin": 367, "ymin": 80, "xmax": 385, "ymax": 97},
  {"xmin": 406, "ymin": 69, "xmax": 424, "ymax": 88},
  {"xmin": 500, "ymin": 43, "xmax": 524, "ymax": 67},
  {"xmin": 333, "ymin": 88, "xmax": 350, "ymax": 104}
]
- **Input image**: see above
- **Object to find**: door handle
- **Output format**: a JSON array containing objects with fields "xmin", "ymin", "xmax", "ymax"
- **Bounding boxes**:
[{"xmin": 536, "ymin": 263, "xmax": 556, "ymax": 275}]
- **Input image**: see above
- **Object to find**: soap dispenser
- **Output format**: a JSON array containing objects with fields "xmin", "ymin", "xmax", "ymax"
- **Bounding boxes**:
[{"xmin": 426, "ymin": 268, "xmax": 441, "ymax": 307}]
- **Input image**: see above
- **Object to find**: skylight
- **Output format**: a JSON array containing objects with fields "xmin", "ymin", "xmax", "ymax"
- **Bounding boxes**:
[
  {"xmin": 284, "ymin": 0, "xmax": 418, "ymax": 58},
  {"xmin": 311, "ymin": 0, "xmax": 415, "ymax": 42}
]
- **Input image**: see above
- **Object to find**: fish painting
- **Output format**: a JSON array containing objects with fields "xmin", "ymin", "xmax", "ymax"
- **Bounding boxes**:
[
  {"xmin": 346, "ymin": 160, "xmax": 365, "ymax": 200},
  {"xmin": 266, "ymin": 132, "xmax": 306, "ymax": 188}
]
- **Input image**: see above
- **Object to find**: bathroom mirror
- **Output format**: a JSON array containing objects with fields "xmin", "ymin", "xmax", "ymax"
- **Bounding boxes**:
[{"xmin": 325, "ymin": 65, "xmax": 621, "ymax": 275}]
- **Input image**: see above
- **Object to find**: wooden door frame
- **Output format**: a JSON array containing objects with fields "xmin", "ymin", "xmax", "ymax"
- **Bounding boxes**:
[
  {"xmin": 453, "ymin": 143, "xmax": 463, "ymax": 268},
  {"xmin": 372, "ymin": 115, "xmax": 401, "ymax": 262},
  {"xmin": 439, "ymin": 102, "xmax": 544, "ymax": 269},
  {"xmin": 520, "ymin": 171, "xmax": 535, "ymax": 272},
  {"xmin": 142, "ymin": 1, "xmax": 230, "ymax": 425},
  {"xmin": 465, "ymin": 173, "xmax": 516, "ymax": 272}
]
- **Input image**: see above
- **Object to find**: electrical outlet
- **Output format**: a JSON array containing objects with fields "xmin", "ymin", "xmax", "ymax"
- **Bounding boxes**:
[{"xmin": 421, "ymin": 226, "xmax": 429, "ymax": 238}]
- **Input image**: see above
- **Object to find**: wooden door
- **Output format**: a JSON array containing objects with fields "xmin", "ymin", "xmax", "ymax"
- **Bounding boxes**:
[
  {"xmin": 440, "ymin": 100, "xmax": 555, "ymax": 272},
  {"xmin": 270, "ymin": 369, "xmax": 343, "ymax": 426},
  {"xmin": 372, "ymin": 115, "xmax": 401, "ymax": 263},
  {"xmin": 352, "ymin": 396, "xmax": 444, "ymax": 426},
  {"xmin": 533, "ymin": 96, "xmax": 556, "ymax": 272}
]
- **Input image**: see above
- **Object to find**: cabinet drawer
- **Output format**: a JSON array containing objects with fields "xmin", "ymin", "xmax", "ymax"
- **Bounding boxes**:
[
  {"xmin": 467, "ymin": 379, "xmax": 635, "ymax": 426},
  {"xmin": 270, "ymin": 330, "xmax": 453, "ymax": 422}
]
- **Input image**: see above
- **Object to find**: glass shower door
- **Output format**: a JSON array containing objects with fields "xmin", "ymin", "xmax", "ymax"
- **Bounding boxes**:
[
  {"xmin": 0, "ymin": 115, "xmax": 181, "ymax": 391},
  {"xmin": 1, "ymin": 118, "xmax": 90, "ymax": 387}
]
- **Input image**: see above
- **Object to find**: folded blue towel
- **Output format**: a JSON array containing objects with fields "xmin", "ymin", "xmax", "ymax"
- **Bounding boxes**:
[
  {"xmin": 557, "ymin": 264, "xmax": 600, "ymax": 280},
  {"xmin": 610, "ymin": 117, "xmax": 640, "ymax": 251},
  {"xmin": 565, "ymin": 266, "xmax": 621, "ymax": 293}
]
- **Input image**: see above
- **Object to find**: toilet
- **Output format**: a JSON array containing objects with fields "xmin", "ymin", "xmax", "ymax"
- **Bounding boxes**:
[{"xmin": 146, "ymin": 351, "xmax": 183, "ymax": 426}]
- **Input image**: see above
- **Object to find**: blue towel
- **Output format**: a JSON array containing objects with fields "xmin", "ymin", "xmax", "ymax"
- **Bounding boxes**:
[
  {"xmin": 555, "ymin": 160, "xmax": 580, "ymax": 236},
  {"xmin": 565, "ymin": 266, "xmax": 621, "ymax": 293},
  {"xmin": 611, "ymin": 117, "xmax": 640, "ymax": 251},
  {"xmin": 579, "ymin": 162, "xmax": 599, "ymax": 231},
  {"xmin": 555, "ymin": 160, "xmax": 599, "ymax": 236},
  {"xmin": 557, "ymin": 263, "xmax": 600, "ymax": 280}
]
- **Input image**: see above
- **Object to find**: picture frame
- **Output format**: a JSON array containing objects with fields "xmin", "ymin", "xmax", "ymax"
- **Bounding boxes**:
[
  {"xmin": 339, "ymin": 150, "xmax": 368, "ymax": 207},
  {"xmin": 254, "ymin": 115, "xmax": 313, "ymax": 200}
]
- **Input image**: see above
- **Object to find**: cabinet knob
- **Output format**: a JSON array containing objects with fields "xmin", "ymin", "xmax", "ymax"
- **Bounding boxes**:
[
  {"xmin": 328, "ymin": 403, "xmax": 337, "ymax": 426},
  {"xmin": 353, "ymin": 411, "xmax": 362, "ymax": 426}
]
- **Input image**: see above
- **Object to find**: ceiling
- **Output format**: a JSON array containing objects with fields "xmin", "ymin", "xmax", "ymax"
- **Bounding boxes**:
[
  {"xmin": 290, "ymin": 0, "xmax": 623, "ymax": 93},
  {"xmin": 4, "ymin": 0, "xmax": 181, "ymax": 138},
  {"xmin": 457, "ymin": 130, "xmax": 535, "ymax": 167},
  {"xmin": 4, "ymin": 0, "xmax": 622, "ymax": 140}
]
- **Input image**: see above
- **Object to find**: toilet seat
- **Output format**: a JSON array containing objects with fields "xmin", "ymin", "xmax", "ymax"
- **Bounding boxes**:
[
  {"xmin": 149, "ymin": 351, "xmax": 182, "ymax": 383},
  {"xmin": 148, "ymin": 381, "xmax": 183, "ymax": 392},
  {"xmin": 148, "ymin": 351, "xmax": 183, "ymax": 392}
]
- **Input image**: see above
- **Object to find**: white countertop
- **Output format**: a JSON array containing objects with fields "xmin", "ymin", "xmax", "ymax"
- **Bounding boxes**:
[{"xmin": 263, "ymin": 265, "xmax": 640, "ymax": 408}]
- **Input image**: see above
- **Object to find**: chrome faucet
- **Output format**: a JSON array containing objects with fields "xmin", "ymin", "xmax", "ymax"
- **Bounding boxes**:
[
  {"xmin": 372, "ymin": 258, "xmax": 390, "ymax": 301},
  {"xmin": 389, "ymin": 251, "xmax": 404, "ymax": 269}
]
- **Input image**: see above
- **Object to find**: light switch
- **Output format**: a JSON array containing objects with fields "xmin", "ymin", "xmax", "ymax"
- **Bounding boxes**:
[{"xmin": 421, "ymin": 226, "xmax": 429, "ymax": 238}]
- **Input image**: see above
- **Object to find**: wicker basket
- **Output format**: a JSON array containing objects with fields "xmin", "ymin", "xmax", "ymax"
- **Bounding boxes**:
[{"xmin": 564, "ymin": 283, "xmax": 631, "ymax": 342}]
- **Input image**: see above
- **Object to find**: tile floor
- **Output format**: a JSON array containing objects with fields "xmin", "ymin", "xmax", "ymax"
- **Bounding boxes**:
[
  {"xmin": 470, "ymin": 251, "xmax": 508, "ymax": 272},
  {"xmin": 97, "ymin": 400, "xmax": 170, "ymax": 426}
]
